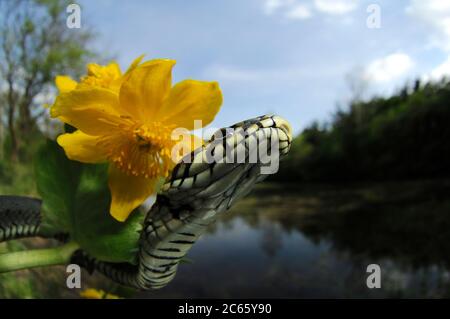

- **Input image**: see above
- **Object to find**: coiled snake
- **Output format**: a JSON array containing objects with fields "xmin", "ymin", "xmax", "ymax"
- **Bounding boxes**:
[{"xmin": 0, "ymin": 115, "xmax": 292, "ymax": 290}]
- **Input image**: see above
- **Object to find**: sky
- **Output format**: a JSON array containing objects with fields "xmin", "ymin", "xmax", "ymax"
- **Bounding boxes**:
[{"xmin": 77, "ymin": 0, "xmax": 450, "ymax": 135}]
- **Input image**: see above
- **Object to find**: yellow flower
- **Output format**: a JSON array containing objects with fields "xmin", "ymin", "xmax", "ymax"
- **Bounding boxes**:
[
  {"xmin": 80, "ymin": 288, "xmax": 121, "ymax": 299},
  {"xmin": 51, "ymin": 57, "xmax": 223, "ymax": 221},
  {"xmin": 55, "ymin": 56, "xmax": 143, "ymax": 93}
]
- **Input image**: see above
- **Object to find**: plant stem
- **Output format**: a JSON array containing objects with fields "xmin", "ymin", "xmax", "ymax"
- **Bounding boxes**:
[{"xmin": 0, "ymin": 242, "xmax": 79, "ymax": 273}]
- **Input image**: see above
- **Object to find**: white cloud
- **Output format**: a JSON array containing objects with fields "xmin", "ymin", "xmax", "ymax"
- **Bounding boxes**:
[
  {"xmin": 425, "ymin": 56, "xmax": 450, "ymax": 81},
  {"xmin": 263, "ymin": 0, "xmax": 295, "ymax": 15},
  {"xmin": 263, "ymin": 0, "xmax": 357, "ymax": 20},
  {"xmin": 285, "ymin": 4, "xmax": 313, "ymax": 20},
  {"xmin": 406, "ymin": 0, "xmax": 450, "ymax": 52},
  {"xmin": 365, "ymin": 53, "xmax": 414, "ymax": 83},
  {"xmin": 314, "ymin": 0, "xmax": 358, "ymax": 15}
]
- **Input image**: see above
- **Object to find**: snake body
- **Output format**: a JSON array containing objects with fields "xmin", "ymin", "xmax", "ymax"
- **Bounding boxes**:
[
  {"xmin": 0, "ymin": 114, "xmax": 292, "ymax": 290},
  {"xmin": 0, "ymin": 196, "xmax": 41, "ymax": 242}
]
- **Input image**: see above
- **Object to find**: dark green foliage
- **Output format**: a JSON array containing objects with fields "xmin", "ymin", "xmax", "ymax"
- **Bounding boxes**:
[
  {"xmin": 34, "ymin": 139, "xmax": 144, "ymax": 263},
  {"xmin": 274, "ymin": 79, "xmax": 450, "ymax": 182}
]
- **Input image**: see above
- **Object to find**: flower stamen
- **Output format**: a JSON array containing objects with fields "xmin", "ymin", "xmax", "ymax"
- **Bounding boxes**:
[{"xmin": 98, "ymin": 122, "xmax": 176, "ymax": 180}]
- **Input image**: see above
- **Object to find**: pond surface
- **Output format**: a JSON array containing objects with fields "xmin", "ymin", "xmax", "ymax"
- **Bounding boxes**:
[
  {"xmin": 2, "ymin": 181, "xmax": 450, "ymax": 298},
  {"xmin": 136, "ymin": 180, "xmax": 450, "ymax": 298}
]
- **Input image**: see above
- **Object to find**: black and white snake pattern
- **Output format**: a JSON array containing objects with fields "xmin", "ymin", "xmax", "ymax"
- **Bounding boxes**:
[{"xmin": 0, "ymin": 114, "xmax": 292, "ymax": 290}]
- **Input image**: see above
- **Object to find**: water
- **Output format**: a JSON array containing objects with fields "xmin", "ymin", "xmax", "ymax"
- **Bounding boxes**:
[
  {"xmin": 3, "ymin": 181, "xmax": 450, "ymax": 298},
  {"xmin": 138, "ymin": 181, "xmax": 450, "ymax": 298}
]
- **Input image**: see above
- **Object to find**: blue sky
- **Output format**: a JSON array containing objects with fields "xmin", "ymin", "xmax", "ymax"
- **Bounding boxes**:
[{"xmin": 78, "ymin": 0, "xmax": 450, "ymax": 134}]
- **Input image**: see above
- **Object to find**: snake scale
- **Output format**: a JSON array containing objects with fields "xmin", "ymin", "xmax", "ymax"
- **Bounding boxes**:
[{"xmin": 0, "ymin": 114, "xmax": 292, "ymax": 290}]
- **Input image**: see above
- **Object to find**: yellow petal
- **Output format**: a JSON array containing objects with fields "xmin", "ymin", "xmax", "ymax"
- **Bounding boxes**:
[
  {"xmin": 80, "ymin": 62, "xmax": 123, "ymax": 92},
  {"xmin": 80, "ymin": 289, "xmax": 104, "ymax": 299},
  {"xmin": 50, "ymin": 88, "xmax": 130, "ymax": 135},
  {"xmin": 57, "ymin": 131, "xmax": 107, "ymax": 163},
  {"xmin": 80, "ymin": 288, "xmax": 121, "ymax": 299},
  {"xmin": 86, "ymin": 63, "xmax": 102, "ymax": 76},
  {"xmin": 108, "ymin": 165, "xmax": 156, "ymax": 222},
  {"xmin": 158, "ymin": 80, "xmax": 223, "ymax": 130},
  {"xmin": 55, "ymin": 75, "xmax": 77, "ymax": 93},
  {"xmin": 124, "ymin": 55, "xmax": 145, "ymax": 75},
  {"xmin": 87, "ymin": 61, "xmax": 121, "ymax": 78},
  {"xmin": 119, "ymin": 59, "xmax": 176, "ymax": 123}
]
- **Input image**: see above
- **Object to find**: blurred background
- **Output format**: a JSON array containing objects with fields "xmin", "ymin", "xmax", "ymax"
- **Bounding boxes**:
[{"xmin": 1, "ymin": 0, "xmax": 450, "ymax": 298}]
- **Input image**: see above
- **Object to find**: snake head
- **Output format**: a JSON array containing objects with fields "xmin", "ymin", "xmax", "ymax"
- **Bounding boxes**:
[{"xmin": 158, "ymin": 114, "xmax": 293, "ymax": 218}]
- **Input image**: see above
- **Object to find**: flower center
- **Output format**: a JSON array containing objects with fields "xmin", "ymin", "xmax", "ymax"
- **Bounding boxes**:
[{"xmin": 99, "ymin": 122, "xmax": 177, "ymax": 179}]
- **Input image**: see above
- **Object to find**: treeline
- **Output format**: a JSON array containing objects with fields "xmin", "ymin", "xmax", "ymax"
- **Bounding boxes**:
[
  {"xmin": 273, "ymin": 78, "xmax": 450, "ymax": 182},
  {"xmin": 0, "ymin": 0, "xmax": 95, "ymax": 161}
]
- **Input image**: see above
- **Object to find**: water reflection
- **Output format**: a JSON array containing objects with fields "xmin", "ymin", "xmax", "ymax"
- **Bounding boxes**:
[
  {"xmin": 138, "ymin": 180, "xmax": 450, "ymax": 298},
  {"xmin": 260, "ymin": 222, "xmax": 283, "ymax": 258},
  {"xmin": 3, "ymin": 181, "xmax": 449, "ymax": 298}
]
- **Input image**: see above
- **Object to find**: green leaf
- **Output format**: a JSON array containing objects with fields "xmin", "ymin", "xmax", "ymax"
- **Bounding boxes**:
[
  {"xmin": 34, "ymin": 139, "xmax": 145, "ymax": 263},
  {"xmin": 72, "ymin": 164, "xmax": 144, "ymax": 263},
  {"xmin": 34, "ymin": 139, "xmax": 81, "ymax": 235}
]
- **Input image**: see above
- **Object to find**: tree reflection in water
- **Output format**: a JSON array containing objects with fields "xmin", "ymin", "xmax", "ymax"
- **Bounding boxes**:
[{"xmin": 219, "ymin": 180, "xmax": 450, "ymax": 298}]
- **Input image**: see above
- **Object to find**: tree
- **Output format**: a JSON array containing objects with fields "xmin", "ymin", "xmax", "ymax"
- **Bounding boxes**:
[
  {"xmin": 272, "ymin": 77, "xmax": 450, "ymax": 183},
  {"xmin": 0, "ymin": 0, "xmax": 96, "ymax": 160}
]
